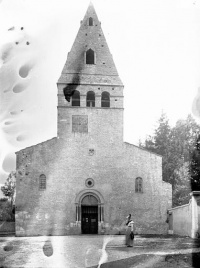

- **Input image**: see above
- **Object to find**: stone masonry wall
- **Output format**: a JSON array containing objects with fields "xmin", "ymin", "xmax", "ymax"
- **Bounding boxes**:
[
  {"xmin": 15, "ymin": 134, "xmax": 172, "ymax": 236},
  {"xmin": 15, "ymin": 3, "xmax": 172, "ymax": 237}
]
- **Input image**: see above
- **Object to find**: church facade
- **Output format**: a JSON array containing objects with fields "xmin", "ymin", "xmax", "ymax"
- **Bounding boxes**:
[{"xmin": 15, "ymin": 3, "xmax": 172, "ymax": 236}]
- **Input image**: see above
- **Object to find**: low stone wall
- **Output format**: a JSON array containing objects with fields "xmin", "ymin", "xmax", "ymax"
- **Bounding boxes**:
[
  {"xmin": 15, "ymin": 210, "xmax": 31, "ymax": 236},
  {"xmin": 15, "ymin": 209, "xmax": 167, "ymax": 236},
  {"xmin": 168, "ymin": 201, "xmax": 192, "ymax": 237},
  {"xmin": 0, "ymin": 221, "xmax": 15, "ymax": 234}
]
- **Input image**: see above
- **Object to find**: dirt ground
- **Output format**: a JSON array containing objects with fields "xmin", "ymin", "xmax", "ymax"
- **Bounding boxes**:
[
  {"xmin": 91, "ymin": 253, "xmax": 200, "ymax": 268},
  {"xmin": 94, "ymin": 237, "xmax": 200, "ymax": 268},
  {"xmin": 0, "ymin": 235, "xmax": 200, "ymax": 268}
]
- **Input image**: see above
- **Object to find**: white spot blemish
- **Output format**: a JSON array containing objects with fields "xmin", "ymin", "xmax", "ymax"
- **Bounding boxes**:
[
  {"xmin": 1, "ymin": 44, "xmax": 13, "ymax": 62},
  {"xmin": 13, "ymin": 83, "xmax": 26, "ymax": 93},
  {"xmin": 16, "ymin": 135, "xmax": 26, "ymax": 141},
  {"xmin": 19, "ymin": 63, "xmax": 33, "ymax": 78},
  {"xmin": 97, "ymin": 236, "xmax": 113, "ymax": 268},
  {"xmin": 10, "ymin": 110, "xmax": 23, "ymax": 115},
  {"xmin": 3, "ymin": 88, "xmax": 11, "ymax": 93},
  {"xmin": 4, "ymin": 121, "xmax": 12, "ymax": 125},
  {"xmin": 8, "ymin": 26, "xmax": 15, "ymax": 31}
]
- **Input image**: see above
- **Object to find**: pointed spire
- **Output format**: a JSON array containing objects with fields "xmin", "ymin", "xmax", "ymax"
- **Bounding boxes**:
[
  {"xmin": 58, "ymin": 3, "xmax": 123, "ymax": 86},
  {"xmin": 89, "ymin": 1, "xmax": 94, "ymax": 7}
]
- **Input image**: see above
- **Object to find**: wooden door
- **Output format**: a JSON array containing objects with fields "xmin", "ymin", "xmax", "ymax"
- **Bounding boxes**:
[{"xmin": 81, "ymin": 206, "xmax": 98, "ymax": 234}]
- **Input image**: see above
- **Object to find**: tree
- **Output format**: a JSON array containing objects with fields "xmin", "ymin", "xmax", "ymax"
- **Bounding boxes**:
[
  {"xmin": 170, "ymin": 115, "xmax": 200, "ymax": 163},
  {"xmin": 154, "ymin": 112, "xmax": 171, "ymax": 156},
  {"xmin": 1, "ymin": 171, "xmax": 16, "ymax": 209},
  {"xmin": 143, "ymin": 112, "xmax": 172, "ymax": 183},
  {"xmin": 142, "ymin": 113, "xmax": 200, "ymax": 206},
  {"xmin": 190, "ymin": 135, "xmax": 200, "ymax": 191},
  {"xmin": 173, "ymin": 162, "xmax": 191, "ymax": 206}
]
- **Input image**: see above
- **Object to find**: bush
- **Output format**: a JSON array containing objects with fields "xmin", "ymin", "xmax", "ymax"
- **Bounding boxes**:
[
  {"xmin": 0, "ymin": 198, "xmax": 8, "ymax": 202},
  {"xmin": 0, "ymin": 200, "xmax": 15, "ymax": 222}
]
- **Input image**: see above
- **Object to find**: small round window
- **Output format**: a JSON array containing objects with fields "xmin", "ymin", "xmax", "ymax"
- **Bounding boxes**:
[{"xmin": 85, "ymin": 178, "xmax": 94, "ymax": 188}]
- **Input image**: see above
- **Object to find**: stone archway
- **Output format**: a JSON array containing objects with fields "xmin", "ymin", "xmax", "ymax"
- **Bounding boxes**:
[{"xmin": 75, "ymin": 190, "xmax": 104, "ymax": 234}]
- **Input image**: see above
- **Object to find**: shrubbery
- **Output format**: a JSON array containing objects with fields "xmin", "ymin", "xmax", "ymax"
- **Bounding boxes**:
[
  {"xmin": 0, "ymin": 171, "xmax": 16, "ymax": 222},
  {"xmin": 141, "ymin": 113, "xmax": 200, "ymax": 206},
  {"xmin": 0, "ymin": 200, "xmax": 15, "ymax": 222}
]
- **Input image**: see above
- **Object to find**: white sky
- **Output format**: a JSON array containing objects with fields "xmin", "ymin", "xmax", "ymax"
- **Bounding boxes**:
[{"xmin": 0, "ymin": 0, "xmax": 200, "ymax": 183}]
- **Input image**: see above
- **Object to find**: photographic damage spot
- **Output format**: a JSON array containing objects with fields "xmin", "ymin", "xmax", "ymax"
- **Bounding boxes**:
[
  {"xmin": 63, "ymin": 53, "xmax": 83, "ymax": 101},
  {"xmin": 8, "ymin": 26, "xmax": 15, "ymax": 31},
  {"xmin": 1, "ymin": 44, "xmax": 12, "ymax": 62},
  {"xmin": 43, "ymin": 240, "xmax": 53, "ymax": 257},
  {"xmin": 4, "ymin": 121, "xmax": 12, "ymax": 125},
  {"xmin": 3, "ymin": 88, "xmax": 11, "ymax": 93},
  {"xmin": 10, "ymin": 110, "xmax": 23, "ymax": 115},
  {"xmin": 63, "ymin": 85, "xmax": 76, "ymax": 102},
  {"xmin": 3, "ymin": 244, "xmax": 13, "ymax": 251},
  {"xmin": 13, "ymin": 83, "xmax": 26, "ymax": 93},
  {"xmin": 16, "ymin": 135, "xmax": 25, "ymax": 141},
  {"xmin": 19, "ymin": 64, "xmax": 32, "ymax": 78},
  {"xmin": 10, "ymin": 111, "xmax": 18, "ymax": 115}
]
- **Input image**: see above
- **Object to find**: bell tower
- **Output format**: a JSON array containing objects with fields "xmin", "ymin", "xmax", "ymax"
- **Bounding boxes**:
[{"xmin": 57, "ymin": 2, "xmax": 124, "ymax": 144}]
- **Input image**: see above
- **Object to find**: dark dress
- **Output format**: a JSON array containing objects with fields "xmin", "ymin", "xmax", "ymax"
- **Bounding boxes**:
[{"xmin": 125, "ymin": 220, "xmax": 134, "ymax": 247}]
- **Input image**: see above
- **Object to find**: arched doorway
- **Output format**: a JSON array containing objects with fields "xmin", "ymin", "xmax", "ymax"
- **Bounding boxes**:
[
  {"xmin": 75, "ymin": 190, "xmax": 104, "ymax": 235},
  {"xmin": 81, "ymin": 195, "xmax": 98, "ymax": 234}
]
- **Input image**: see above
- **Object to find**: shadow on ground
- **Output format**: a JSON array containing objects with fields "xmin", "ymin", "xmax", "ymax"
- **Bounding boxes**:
[
  {"xmin": 192, "ymin": 238, "xmax": 200, "ymax": 268},
  {"xmin": 90, "ymin": 253, "xmax": 200, "ymax": 268}
]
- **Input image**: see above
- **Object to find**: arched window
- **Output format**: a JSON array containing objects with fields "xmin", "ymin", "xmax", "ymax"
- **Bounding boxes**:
[
  {"xmin": 135, "ymin": 177, "xmax": 143, "ymax": 193},
  {"xmin": 87, "ymin": 91, "xmax": 95, "ymax": 107},
  {"xmin": 72, "ymin": 90, "xmax": 80, "ymax": 106},
  {"xmin": 101, "ymin": 92, "xmax": 110, "ymax": 107},
  {"xmin": 39, "ymin": 174, "xmax": 46, "ymax": 190},
  {"xmin": 86, "ymin": 49, "xmax": 95, "ymax": 64},
  {"xmin": 89, "ymin": 17, "xmax": 93, "ymax": 26}
]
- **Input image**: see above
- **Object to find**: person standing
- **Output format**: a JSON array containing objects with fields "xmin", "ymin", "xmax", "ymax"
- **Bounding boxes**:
[{"xmin": 125, "ymin": 214, "xmax": 135, "ymax": 247}]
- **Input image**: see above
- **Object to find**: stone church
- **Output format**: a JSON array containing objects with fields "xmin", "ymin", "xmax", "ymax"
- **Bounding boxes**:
[{"xmin": 15, "ymin": 3, "xmax": 172, "ymax": 236}]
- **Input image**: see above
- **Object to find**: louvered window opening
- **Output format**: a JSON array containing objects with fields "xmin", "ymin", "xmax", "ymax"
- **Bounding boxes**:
[
  {"xmin": 101, "ymin": 92, "xmax": 110, "ymax": 107},
  {"xmin": 72, "ymin": 90, "xmax": 80, "ymax": 106},
  {"xmin": 39, "ymin": 175, "xmax": 46, "ymax": 190}
]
